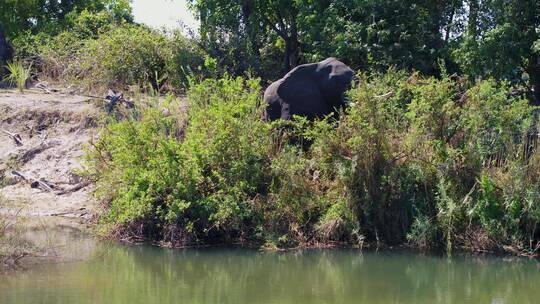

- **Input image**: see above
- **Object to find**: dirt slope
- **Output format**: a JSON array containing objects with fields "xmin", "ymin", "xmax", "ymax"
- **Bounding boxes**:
[{"xmin": 0, "ymin": 89, "xmax": 102, "ymax": 220}]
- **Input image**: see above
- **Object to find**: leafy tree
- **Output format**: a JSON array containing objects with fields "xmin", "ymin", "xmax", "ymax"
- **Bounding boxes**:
[
  {"xmin": 190, "ymin": 0, "xmax": 464, "ymax": 77},
  {"xmin": 0, "ymin": 0, "xmax": 133, "ymax": 38},
  {"xmin": 188, "ymin": 0, "xmax": 257, "ymax": 76},
  {"xmin": 453, "ymin": 0, "xmax": 540, "ymax": 103},
  {"xmin": 189, "ymin": 0, "xmax": 307, "ymax": 76},
  {"xmin": 301, "ymin": 0, "xmax": 463, "ymax": 74}
]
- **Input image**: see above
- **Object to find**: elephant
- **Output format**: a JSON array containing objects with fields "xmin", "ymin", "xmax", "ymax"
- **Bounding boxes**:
[{"xmin": 263, "ymin": 57, "xmax": 354, "ymax": 121}]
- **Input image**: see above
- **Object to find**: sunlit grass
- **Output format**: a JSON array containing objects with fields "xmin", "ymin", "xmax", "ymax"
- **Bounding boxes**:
[{"xmin": 4, "ymin": 61, "xmax": 32, "ymax": 93}]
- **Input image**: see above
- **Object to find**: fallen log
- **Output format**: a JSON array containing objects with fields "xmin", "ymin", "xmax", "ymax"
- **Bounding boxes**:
[
  {"xmin": 34, "ymin": 82, "xmax": 54, "ymax": 94},
  {"xmin": 11, "ymin": 170, "xmax": 54, "ymax": 192},
  {"xmin": 30, "ymin": 179, "xmax": 55, "ymax": 192},
  {"xmin": 76, "ymin": 89, "xmax": 135, "ymax": 113},
  {"xmin": 55, "ymin": 181, "xmax": 91, "ymax": 195}
]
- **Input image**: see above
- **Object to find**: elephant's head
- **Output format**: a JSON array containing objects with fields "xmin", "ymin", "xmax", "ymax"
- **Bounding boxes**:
[{"xmin": 317, "ymin": 58, "xmax": 355, "ymax": 108}]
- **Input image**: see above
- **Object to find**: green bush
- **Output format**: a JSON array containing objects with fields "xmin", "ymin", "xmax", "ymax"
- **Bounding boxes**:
[
  {"xmin": 408, "ymin": 78, "xmax": 537, "ymax": 252},
  {"xmin": 11, "ymin": 9, "xmax": 119, "ymax": 65},
  {"xmin": 88, "ymin": 71, "xmax": 540, "ymax": 253},
  {"xmin": 89, "ymin": 77, "xmax": 271, "ymax": 245},
  {"xmin": 12, "ymin": 11, "xmax": 205, "ymax": 92},
  {"xmin": 165, "ymin": 31, "xmax": 206, "ymax": 90},
  {"xmin": 37, "ymin": 31, "xmax": 85, "ymax": 80},
  {"xmin": 66, "ymin": 9, "xmax": 118, "ymax": 39},
  {"xmin": 78, "ymin": 25, "xmax": 171, "ymax": 90},
  {"xmin": 77, "ymin": 25, "xmax": 204, "ymax": 91},
  {"xmin": 11, "ymin": 31, "xmax": 53, "ymax": 60},
  {"xmin": 407, "ymin": 215, "xmax": 437, "ymax": 250}
]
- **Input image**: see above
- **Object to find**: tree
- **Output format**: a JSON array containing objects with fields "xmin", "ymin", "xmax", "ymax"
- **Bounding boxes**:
[
  {"xmin": 189, "ymin": 0, "xmax": 255, "ymax": 76},
  {"xmin": 257, "ymin": 0, "xmax": 302, "ymax": 71},
  {"xmin": 286, "ymin": 0, "xmax": 468, "ymax": 76},
  {"xmin": 182, "ymin": 0, "xmax": 540, "ymax": 100},
  {"xmin": 0, "ymin": 0, "xmax": 133, "ymax": 38},
  {"xmin": 452, "ymin": 0, "xmax": 540, "ymax": 103},
  {"xmin": 190, "ymin": 0, "xmax": 464, "ymax": 77},
  {"xmin": 189, "ymin": 0, "xmax": 306, "ymax": 75}
]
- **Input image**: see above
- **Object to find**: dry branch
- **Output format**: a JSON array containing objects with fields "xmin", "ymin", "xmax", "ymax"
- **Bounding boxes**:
[
  {"xmin": 55, "ymin": 181, "xmax": 91, "ymax": 195},
  {"xmin": 2, "ymin": 129, "xmax": 23, "ymax": 146},
  {"xmin": 34, "ymin": 82, "xmax": 54, "ymax": 94},
  {"xmin": 374, "ymin": 91, "xmax": 395, "ymax": 99}
]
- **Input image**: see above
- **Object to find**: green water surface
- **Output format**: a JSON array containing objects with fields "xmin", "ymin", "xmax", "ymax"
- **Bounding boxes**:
[{"xmin": 1, "ymin": 236, "xmax": 540, "ymax": 304}]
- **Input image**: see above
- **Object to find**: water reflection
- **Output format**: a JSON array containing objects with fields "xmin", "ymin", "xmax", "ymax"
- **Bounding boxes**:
[{"xmin": 1, "ymin": 238, "xmax": 540, "ymax": 304}]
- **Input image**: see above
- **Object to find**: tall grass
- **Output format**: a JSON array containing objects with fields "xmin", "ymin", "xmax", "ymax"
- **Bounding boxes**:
[{"xmin": 4, "ymin": 61, "xmax": 32, "ymax": 93}]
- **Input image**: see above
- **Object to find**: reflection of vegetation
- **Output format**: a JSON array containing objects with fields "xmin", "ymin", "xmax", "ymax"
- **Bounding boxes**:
[
  {"xmin": 2, "ymin": 247, "xmax": 540, "ymax": 304},
  {"xmin": 0, "ymin": 212, "xmax": 95, "ymax": 270},
  {"xmin": 0, "ymin": 214, "xmax": 41, "ymax": 269},
  {"xmin": 88, "ymin": 71, "xmax": 540, "ymax": 254}
]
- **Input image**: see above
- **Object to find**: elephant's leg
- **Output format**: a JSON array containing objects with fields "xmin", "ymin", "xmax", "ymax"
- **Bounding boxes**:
[
  {"xmin": 264, "ymin": 100, "xmax": 282, "ymax": 121},
  {"xmin": 292, "ymin": 94, "xmax": 332, "ymax": 120}
]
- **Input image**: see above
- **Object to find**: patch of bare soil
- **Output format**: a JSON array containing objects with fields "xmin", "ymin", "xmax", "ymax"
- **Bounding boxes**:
[{"xmin": 0, "ymin": 88, "xmax": 102, "ymax": 220}]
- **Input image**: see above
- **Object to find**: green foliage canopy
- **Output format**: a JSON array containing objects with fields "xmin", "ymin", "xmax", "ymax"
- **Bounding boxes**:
[
  {"xmin": 189, "ymin": 0, "xmax": 540, "ymax": 101},
  {"xmin": 0, "ymin": 0, "xmax": 133, "ymax": 38}
]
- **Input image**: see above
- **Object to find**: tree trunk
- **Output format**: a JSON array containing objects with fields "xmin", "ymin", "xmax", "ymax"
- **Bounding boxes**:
[
  {"xmin": 279, "ymin": 7, "xmax": 300, "ymax": 73},
  {"xmin": 527, "ymin": 59, "xmax": 540, "ymax": 106},
  {"xmin": 284, "ymin": 39, "xmax": 291, "ymax": 72},
  {"xmin": 288, "ymin": 17, "xmax": 300, "ymax": 69},
  {"xmin": 241, "ymin": 1, "xmax": 262, "ymax": 77},
  {"xmin": 468, "ymin": 0, "xmax": 479, "ymax": 38},
  {"xmin": 0, "ymin": 22, "xmax": 13, "ymax": 76},
  {"xmin": 282, "ymin": 22, "xmax": 300, "ymax": 72},
  {"xmin": 445, "ymin": 2, "xmax": 456, "ymax": 43},
  {"xmin": 284, "ymin": 39, "xmax": 300, "ymax": 71},
  {"xmin": 261, "ymin": 5, "xmax": 301, "ymax": 73}
]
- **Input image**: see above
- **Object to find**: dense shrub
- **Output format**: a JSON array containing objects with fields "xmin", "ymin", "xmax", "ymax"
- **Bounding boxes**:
[
  {"xmin": 78, "ymin": 25, "xmax": 171, "ymax": 89},
  {"xmin": 165, "ymin": 31, "xmax": 206, "ymax": 90},
  {"xmin": 88, "ymin": 71, "xmax": 540, "ymax": 254},
  {"xmin": 11, "ymin": 9, "xmax": 121, "ymax": 62},
  {"xmin": 11, "ymin": 31, "xmax": 53, "ymax": 60},
  {"xmin": 12, "ymin": 11, "xmax": 205, "ymax": 92},
  {"xmin": 35, "ymin": 31, "xmax": 85, "ymax": 80},
  {"xmin": 65, "ymin": 9, "xmax": 118, "ymax": 39},
  {"xmin": 88, "ymin": 77, "xmax": 272, "ymax": 245}
]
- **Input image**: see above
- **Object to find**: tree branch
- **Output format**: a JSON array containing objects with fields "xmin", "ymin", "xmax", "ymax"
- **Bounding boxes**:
[{"xmin": 261, "ymin": 14, "xmax": 288, "ymax": 40}]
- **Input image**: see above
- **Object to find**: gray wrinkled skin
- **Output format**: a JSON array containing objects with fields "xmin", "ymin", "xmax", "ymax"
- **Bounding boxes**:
[{"xmin": 263, "ymin": 57, "xmax": 354, "ymax": 121}]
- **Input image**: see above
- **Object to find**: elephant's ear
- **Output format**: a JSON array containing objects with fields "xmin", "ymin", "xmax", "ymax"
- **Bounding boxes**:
[{"xmin": 277, "ymin": 63, "xmax": 320, "ymax": 100}]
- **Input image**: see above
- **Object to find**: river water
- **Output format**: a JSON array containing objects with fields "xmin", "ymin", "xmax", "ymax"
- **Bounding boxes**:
[{"xmin": 1, "ymin": 230, "xmax": 540, "ymax": 304}]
